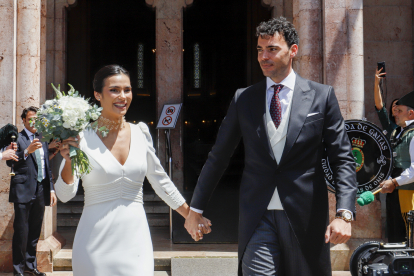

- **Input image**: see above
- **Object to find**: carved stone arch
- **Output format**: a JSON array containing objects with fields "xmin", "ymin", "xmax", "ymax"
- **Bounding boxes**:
[
  {"xmin": 145, "ymin": 0, "xmax": 193, "ymax": 10},
  {"xmin": 262, "ymin": 0, "xmax": 284, "ymax": 17}
]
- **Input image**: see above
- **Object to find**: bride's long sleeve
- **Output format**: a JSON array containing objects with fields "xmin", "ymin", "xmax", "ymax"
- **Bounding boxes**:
[
  {"xmin": 139, "ymin": 122, "xmax": 186, "ymax": 210},
  {"xmin": 54, "ymin": 158, "xmax": 80, "ymax": 203}
]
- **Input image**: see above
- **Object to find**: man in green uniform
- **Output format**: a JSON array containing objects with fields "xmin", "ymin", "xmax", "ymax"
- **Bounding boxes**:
[{"xmin": 381, "ymin": 91, "xmax": 414, "ymax": 238}]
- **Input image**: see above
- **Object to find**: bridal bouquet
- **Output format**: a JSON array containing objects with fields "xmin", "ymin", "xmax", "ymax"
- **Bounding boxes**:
[{"xmin": 33, "ymin": 84, "xmax": 106, "ymax": 177}]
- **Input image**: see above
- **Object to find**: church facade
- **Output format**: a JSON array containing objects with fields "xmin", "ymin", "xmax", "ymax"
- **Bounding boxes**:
[{"xmin": 0, "ymin": 0, "xmax": 412, "ymax": 271}]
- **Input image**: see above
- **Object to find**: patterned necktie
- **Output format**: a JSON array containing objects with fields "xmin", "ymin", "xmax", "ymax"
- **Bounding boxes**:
[
  {"xmin": 270, "ymin": 84, "xmax": 284, "ymax": 128},
  {"xmin": 32, "ymin": 134, "xmax": 43, "ymax": 182}
]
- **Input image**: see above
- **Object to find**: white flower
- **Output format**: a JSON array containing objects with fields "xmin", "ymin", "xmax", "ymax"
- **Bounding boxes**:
[
  {"xmin": 91, "ymin": 113, "xmax": 99, "ymax": 121},
  {"xmin": 58, "ymin": 96, "xmax": 91, "ymax": 131}
]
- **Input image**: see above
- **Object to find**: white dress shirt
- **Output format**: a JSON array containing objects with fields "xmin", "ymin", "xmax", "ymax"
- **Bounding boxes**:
[
  {"xmin": 24, "ymin": 128, "xmax": 46, "ymax": 180},
  {"xmin": 266, "ymin": 71, "xmax": 295, "ymax": 115},
  {"xmin": 395, "ymin": 120, "xmax": 414, "ymax": 186}
]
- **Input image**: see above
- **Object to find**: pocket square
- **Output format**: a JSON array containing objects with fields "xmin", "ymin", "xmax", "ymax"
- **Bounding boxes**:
[{"xmin": 307, "ymin": 112, "xmax": 319, "ymax": 117}]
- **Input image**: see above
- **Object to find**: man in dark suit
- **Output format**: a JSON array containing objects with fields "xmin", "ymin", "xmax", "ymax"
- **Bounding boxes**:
[
  {"xmin": 185, "ymin": 17, "xmax": 357, "ymax": 275},
  {"xmin": 7, "ymin": 106, "xmax": 57, "ymax": 276}
]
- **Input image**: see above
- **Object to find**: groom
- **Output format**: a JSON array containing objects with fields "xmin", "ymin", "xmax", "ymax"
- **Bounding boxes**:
[{"xmin": 185, "ymin": 17, "xmax": 357, "ymax": 275}]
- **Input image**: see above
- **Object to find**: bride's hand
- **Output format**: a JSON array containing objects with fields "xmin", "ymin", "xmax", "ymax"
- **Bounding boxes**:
[{"xmin": 59, "ymin": 136, "xmax": 80, "ymax": 162}]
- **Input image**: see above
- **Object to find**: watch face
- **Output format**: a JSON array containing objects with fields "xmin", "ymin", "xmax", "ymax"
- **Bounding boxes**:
[{"xmin": 344, "ymin": 212, "xmax": 352, "ymax": 220}]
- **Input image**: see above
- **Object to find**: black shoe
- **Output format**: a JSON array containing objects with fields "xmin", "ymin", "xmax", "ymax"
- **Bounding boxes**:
[{"xmin": 24, "ymin": 268, "xmax": 46, "ymax": 276}]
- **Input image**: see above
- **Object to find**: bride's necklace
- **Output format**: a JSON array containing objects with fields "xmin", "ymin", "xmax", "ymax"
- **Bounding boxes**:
[{"xmin": 97, "ymin": 115, "xmax": 126, "ymax": 131}]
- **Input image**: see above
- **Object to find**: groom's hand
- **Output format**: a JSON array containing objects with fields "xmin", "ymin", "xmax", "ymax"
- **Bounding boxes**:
[
  {"xmin": 185, "ymin": 210, "xmax": 212, "ymax": 241},
  {"xmin": 325, "ymin": 218, "xmax": 351, "ymax": 244}
]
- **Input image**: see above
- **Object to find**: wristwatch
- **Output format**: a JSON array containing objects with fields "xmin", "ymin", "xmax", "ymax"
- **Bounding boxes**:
[
  {"xmin": 24, "ymin": 149, "xmax": 29, "ymax": 158},
  {"xmin": 335, "ymin": 210, "xmax": 353, "ymax": 222}
]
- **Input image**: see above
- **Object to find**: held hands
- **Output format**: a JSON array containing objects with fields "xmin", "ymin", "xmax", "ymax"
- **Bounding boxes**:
[
  {"xmin": 27, "ymin": 138, "xmax": 42, "ymax": 155},
  {"xmin": 325, "ymin": 218, "xmax": 351, "ymax": 244},
  {"xmin": 185, "ymin": 210, "xmax": 212, "ymax": 241},
  {"xmin": 59, "ymin": 136, "xmax": 80, "ymax": 162}
]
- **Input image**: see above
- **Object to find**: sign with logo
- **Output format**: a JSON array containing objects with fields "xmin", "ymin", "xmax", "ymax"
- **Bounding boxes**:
[
  {"xmin": 323, "ymin": 120, "xmax": 393, "ymax": 194},
  {"xmin": 156, "ymin": 104, "xmax": 182, "ymax": 129}
]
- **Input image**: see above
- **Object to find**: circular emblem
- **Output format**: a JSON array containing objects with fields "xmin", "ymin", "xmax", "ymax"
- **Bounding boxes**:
[{"xmin": 323, "ymin": 120, "xmax": 393, "ymax": 194}]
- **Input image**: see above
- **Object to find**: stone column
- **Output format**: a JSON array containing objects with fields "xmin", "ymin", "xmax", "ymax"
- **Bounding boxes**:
[
  {"xmin": 0, "ymin": 0, "xmax": 16, "ymax": 270},
  {"xmin": 323, "ymin": 0, "xmax": 374, "ymax": 271},
  {"xmin": 323, "ymin": 0, "xmax": 364, "ymax": 119},
  {"xmin": 292, "ymin": 0, "xmax": 323, "ymax": 83},
  {"xmin": 145, "ymin": 0, "xmax": 193, "ymax": 191}
]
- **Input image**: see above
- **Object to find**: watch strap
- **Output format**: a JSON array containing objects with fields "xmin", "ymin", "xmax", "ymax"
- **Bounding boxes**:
[{"xmin": 335, "ymin": 210, "xmax": 352, "ymax": 222}]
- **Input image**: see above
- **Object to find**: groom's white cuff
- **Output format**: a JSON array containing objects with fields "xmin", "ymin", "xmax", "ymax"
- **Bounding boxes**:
[{"xmin": 190, "ymin": 207, "xmax": 203, "ymax": 214}]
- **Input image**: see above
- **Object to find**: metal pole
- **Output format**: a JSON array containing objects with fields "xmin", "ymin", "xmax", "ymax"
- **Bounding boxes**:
[{"xmin": 165, "ymin": 129, "xmax": 173, "ymax": 240}]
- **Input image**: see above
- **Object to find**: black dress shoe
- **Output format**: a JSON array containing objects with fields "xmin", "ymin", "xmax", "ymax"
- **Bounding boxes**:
[{"xmin": 24, "ymin": 268, "xmax": 46, "ymax": 276}]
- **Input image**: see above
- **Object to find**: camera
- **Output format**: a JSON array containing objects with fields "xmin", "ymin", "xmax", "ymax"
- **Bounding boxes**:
[
  {"xmin": 350, "ymin": 211, "xmax": 414, "ymax": 276},
  {"xmin": 364, "ymin": 252, "xmax": 414, "ymax": 275}
]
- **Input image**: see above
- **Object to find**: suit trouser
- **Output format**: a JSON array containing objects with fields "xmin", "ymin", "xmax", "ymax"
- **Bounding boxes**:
[
  {"xmin": 242, "ymin": 210, "xmax": 330, "ymax": 276},
  {"xmin": 386, "ymin": 190, "xmax": 406, "ymax": 243},
  {"xmin": 12, "ymin": 182, "xmax": 45, "ymax": 274}
]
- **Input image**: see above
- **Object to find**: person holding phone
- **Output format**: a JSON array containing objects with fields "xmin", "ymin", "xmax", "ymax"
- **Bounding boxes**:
[
  {"xmin": 374, "ymin": 64, "xmax": 405, "ymax": 243},
  {"xmin": 374, "ymin": 62, "xmax": 398, "ymax": 139}
]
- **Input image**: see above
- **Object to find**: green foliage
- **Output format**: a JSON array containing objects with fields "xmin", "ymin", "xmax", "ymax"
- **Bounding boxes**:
[{"xmin": 34, "ymin": 83, "xmax": 106, "ymax": 176}]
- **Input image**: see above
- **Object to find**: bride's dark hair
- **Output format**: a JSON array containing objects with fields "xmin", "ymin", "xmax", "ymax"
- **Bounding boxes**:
[{"xmin": 93, "ymin": 64, "xmax": 130, "ymax": 93}]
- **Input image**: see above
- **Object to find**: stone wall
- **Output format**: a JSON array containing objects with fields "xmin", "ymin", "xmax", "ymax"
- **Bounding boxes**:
[{"xmin": 364, "ymin": 0, "xmax": 414, "ymax": 125}]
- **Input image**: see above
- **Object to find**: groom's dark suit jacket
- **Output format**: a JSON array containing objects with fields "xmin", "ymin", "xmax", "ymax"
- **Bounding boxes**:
[
  {"xmin": 7, "ymin": 130, "xmax": 53, "ymax": 205},
  {"xmin": 191, "ymin": 74, "xmax": 357, "ymax": 275}
]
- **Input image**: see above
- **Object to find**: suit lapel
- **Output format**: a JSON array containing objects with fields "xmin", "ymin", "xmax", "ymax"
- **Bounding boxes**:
[
  {"xmin": 279, "ymin": 75, "xmax": 315, "ymax": 165},
  {"xmin": 248, "ymin": 79, "xmax": 275, "ymax": 161}
]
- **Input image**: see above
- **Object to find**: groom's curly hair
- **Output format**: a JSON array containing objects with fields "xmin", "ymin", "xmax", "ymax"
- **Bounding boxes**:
[{"xmin": 256, "ymin": 17, "xmax": 299, "ymax": 48}]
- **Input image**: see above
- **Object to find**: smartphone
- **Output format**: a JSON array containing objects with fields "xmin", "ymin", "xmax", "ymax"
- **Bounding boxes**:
[{"xmin": 377, "ymin": 61, "xmax": 386, "ymax": 76}]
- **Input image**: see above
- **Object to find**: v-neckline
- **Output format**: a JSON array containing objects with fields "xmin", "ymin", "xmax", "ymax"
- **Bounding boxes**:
[{"xmin": 93, "ymin": 123, "xmax": 132, "ymax": 167}]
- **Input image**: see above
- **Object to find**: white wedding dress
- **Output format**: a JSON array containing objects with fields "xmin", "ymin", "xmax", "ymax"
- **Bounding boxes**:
[{"xmin": 55, "ymin": 123, "xmax": 185, "ymax": 276}]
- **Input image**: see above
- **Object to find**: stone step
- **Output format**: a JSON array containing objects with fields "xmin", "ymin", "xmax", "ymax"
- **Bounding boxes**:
[
  {"xmin": 53, "ymin": 249, "xmax": 175, "ymax": 271},
  {"xmin": 58, "ymin": 193, "xmax": 163, "ymax": 203},
  {"xmin": 147, "ymin": 213, "xmax": 170, "ymax": 227},
  {"xmin": 52, "ymin": 249, "xmax": 351, "ymax": 275},
  {"xmin": 57, "ymin": 213, "xmax": 169, "ymax": 227},
  {"xmin": 144, "ymin": 201, "xmax": 170, "ymax": 214},
  {"xmin": 57, "ymin": 201, "xmax": 169, "ymax": 214},
  {"xmin": 52, "ymin": 249, "xmax": 238, "ymax": 272},
  {"xmin": 57, "ymin": 203, "xmax": 83, "ymax": 214}
]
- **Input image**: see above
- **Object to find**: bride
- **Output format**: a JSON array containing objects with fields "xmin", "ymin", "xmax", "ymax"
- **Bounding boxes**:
[{"xmin": 55, "ymin": 65, "xmax": 211, "ymax": 275}]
